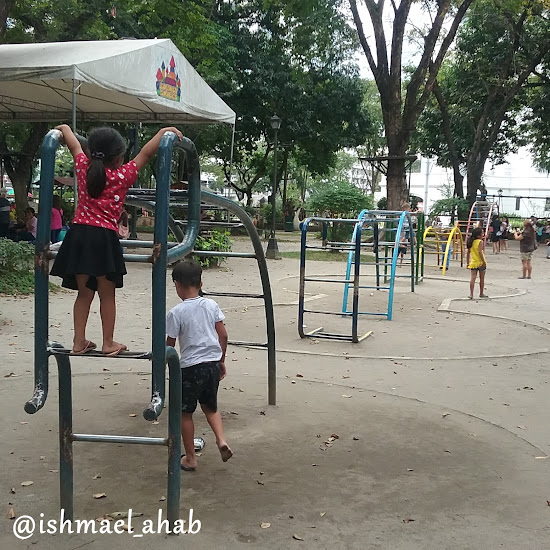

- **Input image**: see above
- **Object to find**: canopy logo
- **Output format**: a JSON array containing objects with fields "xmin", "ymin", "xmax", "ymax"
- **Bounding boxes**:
[{"xmin": 156, "ymin": 56, "xmax": 181, "ymax": 102}]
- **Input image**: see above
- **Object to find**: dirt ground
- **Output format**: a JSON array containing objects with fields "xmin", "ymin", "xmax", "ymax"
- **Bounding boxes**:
[{"xmin": 1, "ymin": 233, "xmax": 549, "ymax": 549}]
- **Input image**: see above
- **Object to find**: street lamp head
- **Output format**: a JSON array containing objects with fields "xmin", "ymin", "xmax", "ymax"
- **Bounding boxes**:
[{"xmin": 270, "ymin": 114, "xmax": 281, "ymax": 130}]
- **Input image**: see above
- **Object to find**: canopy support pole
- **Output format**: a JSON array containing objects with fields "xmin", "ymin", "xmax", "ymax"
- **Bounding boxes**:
[
  {"xmin": 227, "ymin": 124, "xmax": 235, "ymax": 198},
  {"xmin": 72, "ymin": 79, "xmax": 78, "ymax": 208}
]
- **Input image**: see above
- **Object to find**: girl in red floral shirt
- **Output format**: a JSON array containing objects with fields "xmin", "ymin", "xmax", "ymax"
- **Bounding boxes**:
[{"xmin": 51, "ymin": 124, "xmax": 183, "ymax": 355}]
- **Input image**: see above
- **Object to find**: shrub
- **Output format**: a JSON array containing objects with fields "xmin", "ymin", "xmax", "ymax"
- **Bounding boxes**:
[
  {"xmin": 307, "ymin": 181, "xmax": 373, "ymax": 218},
  {"xmin": 0, "ymin": 239, "xmax": 35, "ymax": 295},
  {"xmin": 193, "ymin": 230, "xmax": 232, "ymax": 268}
]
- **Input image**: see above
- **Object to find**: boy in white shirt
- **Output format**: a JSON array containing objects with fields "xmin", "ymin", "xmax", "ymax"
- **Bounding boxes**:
[{"xmin": 166, "ymin": 259, "xmax": 232, "ymax": 471}]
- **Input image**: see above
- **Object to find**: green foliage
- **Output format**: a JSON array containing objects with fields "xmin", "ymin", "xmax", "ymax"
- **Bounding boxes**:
[
  {"xmin": 377, "ymin": 197, "xmax": 387, "ymax": 210},
  {"xmin": 0, "ymin": 239, "xmax": 35, "ymax": 294},
  {"xmin": 193, "ymin": 230, "xmax": 232, "ymax": 268},
  {"xmin": 307, "ymin": 181, "xmax": 373, "ymax": 218},
  {"xmin": 412, "ymin": 0, "xmax": 550, "ymax": 197},
  {"xmin": 429, "ymin": 198, "xmax": 470, "ymax": 220},
  {"xmin": 261, "ymin": 200, "xmax": 284, "ymax": 226}
]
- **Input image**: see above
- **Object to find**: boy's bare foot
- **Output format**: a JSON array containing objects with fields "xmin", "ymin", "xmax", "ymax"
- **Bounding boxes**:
[
  {"xmin": 180, "ymin": 454, "xmax": 197, "ymax": 471},
  {"xmin": 102, "ymin": 342, "xmax": 127, "ymax": 356},
  {"xmin": 218, "ymin": 443, "xmax": 233, "ymax": 462}
]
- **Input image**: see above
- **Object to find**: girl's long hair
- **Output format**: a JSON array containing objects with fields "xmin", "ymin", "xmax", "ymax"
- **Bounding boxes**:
[
  {"xmin": 467, "ymin": 227, "xmax": 483, "ymax": 249},
  {"xmin": 86, "ymin": 127, "xmax": 126, "ymax": 199}
]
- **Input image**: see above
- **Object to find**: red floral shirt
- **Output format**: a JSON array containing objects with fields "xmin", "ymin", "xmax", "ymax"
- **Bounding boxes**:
[{"xmin": 72, "ymin": 153, "xmax": 138, "ymax": 232}]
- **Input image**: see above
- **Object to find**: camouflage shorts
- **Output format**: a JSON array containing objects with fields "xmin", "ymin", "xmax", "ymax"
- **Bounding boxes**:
[{"xmin": 181, "ymin": 361, "xmax": 221, "ymax": 414}]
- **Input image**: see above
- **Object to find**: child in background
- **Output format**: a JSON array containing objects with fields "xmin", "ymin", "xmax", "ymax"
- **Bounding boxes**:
[
  {"xmin": 51, "ymin": 124, "xmax": 183, "ymax": 355},
  {"xmin": 166, "ymin": 259, "xmax": 232, "ymax": 472},
  {"xmin": 398, "ymin": 235, "xmax": 407, "ymax": 266},
  {"xmin": 467, "ymin": 227, "xmax": 488, "ymax": 299},
  {"xmin": 51, "ymin": 195, "xmax": 64, "ymax": 243}
]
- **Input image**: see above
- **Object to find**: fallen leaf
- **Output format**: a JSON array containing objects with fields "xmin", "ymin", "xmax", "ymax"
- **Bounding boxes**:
[
  {"xmin": 260, "ymin": 522, "xmax": 271, "ymax": 529},
  {"xmin": 8, "ymin": 507, "xmax": 15, "ymax": 520},
  {"xmin": 407, "ymin": 468, "xmax": 414, "ymax": 472},
  {"xmin": 257, "ymin": 480, "xmax": 264, "ymax": 485},
  {"xmin": 99, "ymin": 385, "xmax": 105, "ymax": 389},
  {"xmin": 20, "ymin": 422, "xmax": 29, "ymax": 425},
  {"xmin": 320, "ymin": 512, "xmax": 326, "ymax": 517},
  {"xmin": 403, "ymin": 518, "xmax": 415, "ymax": 523},
  {"xmin": 49, "ymin": 469, "xmax": 58, "ymax": 473},
  {"xmin": 342, "ymin": 395, "xmax": 352, "ymax": 398},
  {"xmin": 352, "ymin": 436, "xmax": 360, "ymax": 441},
  {"xmin": 93, "ymin": 474, "xmax": 101, "ymax": 479},
  {"xmin": 113, "ymin": 381, "xmax": 121, "ymax": 386},
  {"xmin": 20, "ymin": 481, "xmax": 34, "ymax": 487},
  {"xmin": 93, "ymin": 493, "xmax": 107, "ymax": 499},
  {"xmin": 152, "ymin": 421, "xmax": 160, "ymax": 425},
  {"xmin": 444, "ymin": 449, "xmax": 451, "ymax": 453},
  {"xmin": 292, "ymin": 534, "xmax": 304, "ymax": 541},
  {"xmin": 517, "ymin": 425, "xmax": 527, "ymax": 430},
  {"xmin": 40, "ymin": 455, "xmax": 46, "ymax": 460},
  {"xmin": 342, "ymin": 375, "xmax": 350, "ymax": 379},
  {"xmin": 10, "ymin": 488, "xmax": 15, "ymax": 494},
  {"xmin": 442, "ymin": 412, "xmax": 450, "ymax": 418},
  {"xmin": 107, "ymin": 511, "xmax": 143, "ymax": 519},
  {"xmin": 330, "ymin": 433, "xmax": 339, "ymax": 439},
  {"xmin": 159, "ymin": 496, "xmax": 166, "ymax": 502},
  {"xmin": 4, "ymin": 372, "xmax": 18, "ymax": 378},
  {"xmin": 129, "ymin": 414, "xmax": 137, "ymax": 417},
  {"xmin": 291, "ymin": 380, "xmax": 296, "ymax": 384},
  {"xmin": 102, "ymin": 368, "xmax": 110, "ymax": 372},
  {"xmin": 296, "ymin": 373, "xmax": 303, "ymax": 378}
]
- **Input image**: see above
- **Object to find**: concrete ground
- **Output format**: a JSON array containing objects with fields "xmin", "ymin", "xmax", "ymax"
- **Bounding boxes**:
[{"xmin": 1, "ymin": 233, "xmax": 549, "ymax": 549}]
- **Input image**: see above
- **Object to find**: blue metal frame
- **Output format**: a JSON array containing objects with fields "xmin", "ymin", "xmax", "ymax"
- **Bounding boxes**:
[
  {"xmin": 341, "ymin": 210, "xmax": 415, "ymax": 321},
  {"xmin": 298, "ymin": 216, "xmax": 372, "ymax": 343}
]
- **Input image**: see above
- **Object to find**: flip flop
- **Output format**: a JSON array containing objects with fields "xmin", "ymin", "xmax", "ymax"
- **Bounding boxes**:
[
  {"xmin": 103, "ymin": 345, "xmax": 127, "ymax": 357},
  {"xmin": 218, "ymin": 444, "xmax": 233, "ymax": 462},
  {"xmin": 180, "ymin": 454, "xmax": 196, "ymax": 471},
  {"xmin": 71, "ymin": 340, "xmax": 97, "ymax": 355}
]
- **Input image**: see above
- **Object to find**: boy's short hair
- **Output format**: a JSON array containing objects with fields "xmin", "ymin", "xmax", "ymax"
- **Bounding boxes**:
[{"xmin": 172, "ymin": 258, "xmax": 202, "ymax": 288}]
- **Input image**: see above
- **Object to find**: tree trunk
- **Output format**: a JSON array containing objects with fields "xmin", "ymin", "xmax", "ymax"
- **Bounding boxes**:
[
  {"xmin": 2, "ymin": 123, "xmax": 47, "ymax": 218},
  {"xmin": 386, "ymin": 157, "xmax": 408, "ymax": 210},
  {"xmin": 466, "ymin": 161, "xmax": 485, "ymax": 206},
  {"xmin": 0, "ymin": 0, "xmax": 14, "ymax": 41}
]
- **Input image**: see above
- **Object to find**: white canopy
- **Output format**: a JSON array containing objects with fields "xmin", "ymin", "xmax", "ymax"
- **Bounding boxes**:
[{"xmin": 0, "ymin": 39, "xmax": 235, "ymax": 125}]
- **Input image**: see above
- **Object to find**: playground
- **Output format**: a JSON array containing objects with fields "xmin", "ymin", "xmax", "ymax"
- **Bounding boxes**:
[
  {"xmin": 0, "ymin": 38, "xmax": 548, "ymax": 550},
  {"xmin": 1, "ymin": 232, "xmax": 550, "ymax": 549}
]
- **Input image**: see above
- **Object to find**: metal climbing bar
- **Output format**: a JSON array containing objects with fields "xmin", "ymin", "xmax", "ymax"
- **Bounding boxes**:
[
  {"xmin": 26, "ymin": 129, "xmax": 199, "ymax": 527},
  {"xmin": 341, "ymin": 210, "xmax": 415, "ymax": 321},
  {"xmin": 298, "ymin": 217, "xmax": 372, "ymax": 343},
  {"xmin": 422, "ymin": 224, "xmax": 464, "ymax": 275},
  {"xmin": 121, "ymin": 189, "xmax": 277, "ymax": 405},
  {"xmin": 460, "ymin": 200, "xmax": 499, "ymax": 249}
]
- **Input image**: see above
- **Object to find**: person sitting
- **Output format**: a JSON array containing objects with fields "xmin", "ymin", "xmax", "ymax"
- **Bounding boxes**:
[{"xmin": 15, "ymin": 207, "xmax": 37, "ymax": 243}]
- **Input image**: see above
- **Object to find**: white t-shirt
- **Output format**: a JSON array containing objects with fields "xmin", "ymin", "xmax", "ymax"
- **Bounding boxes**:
[{"xmin": 166, "ymin": 296, "xmax": 225, "ymax": 368}]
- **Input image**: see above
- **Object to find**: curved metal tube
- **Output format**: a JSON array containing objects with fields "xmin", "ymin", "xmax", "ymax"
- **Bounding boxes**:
[
  {"xmin": 27, "ymin": 129, "xmax": 62, "ymax": 414},
  {"xmin": 166, "ymin": 138, "xmax": 201, "ymax": 264},
  {"xmin": 200, "ymin": 190, "xmax": 277, "ymax": 405}
]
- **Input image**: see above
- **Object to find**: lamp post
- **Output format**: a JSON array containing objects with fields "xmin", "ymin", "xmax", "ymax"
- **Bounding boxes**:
[{"xmin": 266, "ymin": 114, "xmax": 282, "ymax": 259}]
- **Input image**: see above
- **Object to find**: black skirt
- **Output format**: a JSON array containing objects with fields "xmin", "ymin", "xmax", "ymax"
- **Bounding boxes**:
[{"xmin": 50, "ymin": 224, "xmax": 126, "ymax": 291}]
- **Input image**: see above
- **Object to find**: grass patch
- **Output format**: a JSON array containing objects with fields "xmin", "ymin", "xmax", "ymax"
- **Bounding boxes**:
[{"xmin": 280, "ymin": 250, "xmax": 375, "ymax": 262}]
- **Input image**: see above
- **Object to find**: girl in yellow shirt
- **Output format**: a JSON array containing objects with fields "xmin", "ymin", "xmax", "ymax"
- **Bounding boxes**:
[{"xmin": 467, "ymin": 227, "xmax": 488, "ymax": 299}]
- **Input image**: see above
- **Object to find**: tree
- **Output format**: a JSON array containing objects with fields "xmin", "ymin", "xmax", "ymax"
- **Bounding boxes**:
[
  {"xmin": 349, "ymin": 0, "xmax": 474, "ymax": 209},
  {"xmin": 204, "ymin": 0, "xmax": 372, "ymax": 204},
  {"xmin": 413, "ymin": 0, "xmax": 550, "ymax": 204},
  {"xmin": 1, "ymin": 0, "xmax": 228, "ymax": 214},
  {"xmin": 307, "ymin": 180, "xmax": 373, "ymax": 217},
  {"xmin": 524, "ymin": 62, "xmax": 550, "ymax": 172},
  {"xmin": 355, "ymin": 79, "xmax": 385, "ymax": 195}
]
